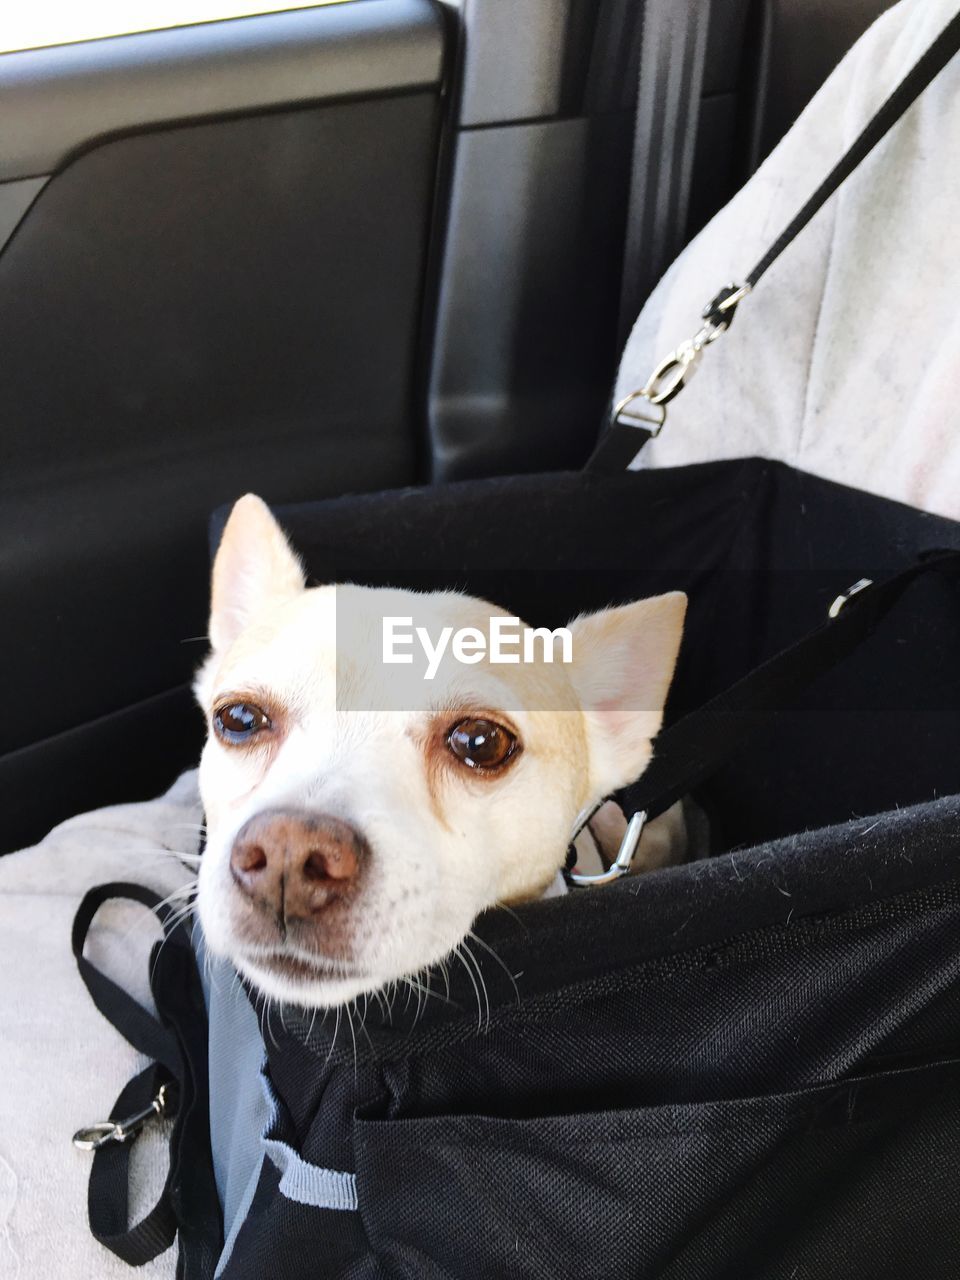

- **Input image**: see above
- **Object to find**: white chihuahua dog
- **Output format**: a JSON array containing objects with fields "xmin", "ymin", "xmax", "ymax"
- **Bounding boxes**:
[{"xmin": 194, "ymin": 495, "xmax": 686, "ymax": 1008}]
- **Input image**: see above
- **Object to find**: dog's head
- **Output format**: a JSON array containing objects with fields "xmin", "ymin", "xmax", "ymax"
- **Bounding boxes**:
[{"xmin": 194, "ymin": 495, "xmax": 686, "ymax": 1007}]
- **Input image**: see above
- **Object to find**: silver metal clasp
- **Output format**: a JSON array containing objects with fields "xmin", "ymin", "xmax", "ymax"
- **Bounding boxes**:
[
  {"xmin": 612, "ymin": 282, "xmax": 751, "ymax": 440},
  {"xmin": 73, "ymin": 1082, "xmax": 172, "ymax": 1151},
  {"xmin": 566, "ymin": 808, "xmax": 648, "ymax": 887},
  {"xmin": 828, "ymin": 578, "xmax": 873, "ymax": 619}
]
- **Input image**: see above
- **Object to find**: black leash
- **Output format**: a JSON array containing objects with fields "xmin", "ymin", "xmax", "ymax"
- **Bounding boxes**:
[
  {"xmin": 745, "ymin": 7, "xmax": 960, "ymax": 291},
  {"xmin": 589, "ymin": 6, "xmax": 960, "ymax": 474},
  {"xmin": 614, "ymin": 550, "xmax": 960, "ymax": 830},
  {"xmin": 72, "ymin": 883, "xmax": 222, "ymax": 1274}
]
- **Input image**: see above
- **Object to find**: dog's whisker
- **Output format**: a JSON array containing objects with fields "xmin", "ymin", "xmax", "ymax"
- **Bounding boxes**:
[
  {"xmin": 323, "ymin": 1006, "xmax": 342, "ymax": 1067},
  {"xmin": 410, "ymin": 976, "xmax": 422, "ymax": 1024},
  {"xmin": 149, "ymin": 918, "xmax": 191, "ymax": 986},
  {"xmin": 90, "ymin": 843, "xmax": 200, "ymax": 865},
  {"xmin": 203, "ymin": 946, "xmax": 226, "ymax": 997},
  {"xmin": 403, "ymin": 975, "xmax": 424, "ymax": 1027},
  {"xmin": 165, "ymin": 903, "xmax": 199, "ymax": 933},
  {"xmin": 261, "ymin": 997, "xmax": 281, "ymax": 1053},
  {"xmin": 355, "ymin": 995, "xmax": 376, "ymax": 1053},
  {"xmin": 467, "ymin": 930, "xmax": 521, "ymax": 1009},
  {"xmin": 385, "ymin": 981, "xmax": 397, "ymax": 1023},
  {"xmin": 453, "ymin": 943, "xmax": 485, "ymax": 1032},
  {"xmin": 345, "ymin": 1001, "xmax": 359, "ymax": 1077},
  {"xmin": 401, "ymin": 979, "xmax": 415, "ymax": 1015},
  {"xmin": 153, "ymin": 881, "xmax": 199, "ymax": 910},
  {"xmin": 460, "ymin": 939, "xmax": 491, "ymax": 1032},
  {"xmin": 404, "ymin": 969, "xmax": 454, "ymax": 1010},
  {"xmin": 495, "ymin": 903, "xmax": 528, "ymax": 932}
]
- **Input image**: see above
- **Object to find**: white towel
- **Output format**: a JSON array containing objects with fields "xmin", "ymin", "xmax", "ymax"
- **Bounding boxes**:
[{"xmin": 0, "ymin": 772, "xmax": 200, "ymax": 1279}]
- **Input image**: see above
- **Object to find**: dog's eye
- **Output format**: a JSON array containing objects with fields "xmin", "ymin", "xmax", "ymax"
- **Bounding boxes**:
[
  {"xmin": 446, "ymin": 718, "xmax": 518, "ymax": 771},
  {"xmin": 213, "ymin": 702, "xmax": 270, "ymax": 744}
]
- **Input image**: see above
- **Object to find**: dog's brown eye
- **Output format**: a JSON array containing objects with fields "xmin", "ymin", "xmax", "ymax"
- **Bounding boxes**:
[
  {"xmin": 446, "ymin": 718, "xmax": 518, "ymax": 771},
  {"xmin": 213, "ymin": 702, "xmax": 270, "ymax": 745}
]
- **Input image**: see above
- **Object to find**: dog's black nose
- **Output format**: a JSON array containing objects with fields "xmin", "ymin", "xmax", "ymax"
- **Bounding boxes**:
[{"xmin": 230, "ymin": 809, "xmax": 367, "ymax": 920}]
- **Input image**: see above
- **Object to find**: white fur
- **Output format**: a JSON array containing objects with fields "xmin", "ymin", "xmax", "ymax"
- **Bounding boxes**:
[{"xmin": 195, "ymin": 496, "xmax": 686, "ymax": 1008}]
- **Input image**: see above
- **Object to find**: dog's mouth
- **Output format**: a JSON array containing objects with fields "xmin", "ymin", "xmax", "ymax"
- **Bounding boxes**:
[{"xmin": 237, "ymin": 947, "xmax": 364, "ymax": 985}]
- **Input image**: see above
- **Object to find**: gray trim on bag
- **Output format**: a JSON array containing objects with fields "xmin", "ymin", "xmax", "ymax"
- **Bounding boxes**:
[
  {"xmin": 259, "ymin": 1066, "xmax": 359, "ymax": 1211},
  {"xmin": 198, "ymin": 931, "xmax": 359, "ymax": 1277}
]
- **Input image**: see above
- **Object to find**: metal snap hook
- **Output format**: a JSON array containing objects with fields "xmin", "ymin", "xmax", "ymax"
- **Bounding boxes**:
[
  {"xmin": 73, "ymin": 1082, "xmax": 173, "ymax": 1151},
  {"xmin": 828, "ymin": 578, "xmax": 873, "ymax": 619},
  {"xmin": 608, "ymin": 281, "xmax": 751, "ymax": 446},
  {"xmin": 566, "ymin": 810, "xmax": 648, "ymax": 887},
  {"xmin": 643, "ymin": 339, "xmax": 703, "ymax": 406}
]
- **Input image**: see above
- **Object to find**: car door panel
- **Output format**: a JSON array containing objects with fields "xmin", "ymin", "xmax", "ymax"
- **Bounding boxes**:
[{"xmin": 0, "ymin": 0, "xmax": 447, "ymax": 850}]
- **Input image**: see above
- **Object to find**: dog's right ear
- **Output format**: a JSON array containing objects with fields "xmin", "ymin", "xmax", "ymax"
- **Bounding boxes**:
[{"xmin": 208, "ymin": 494, "xmax": 306, "ymax": 655}]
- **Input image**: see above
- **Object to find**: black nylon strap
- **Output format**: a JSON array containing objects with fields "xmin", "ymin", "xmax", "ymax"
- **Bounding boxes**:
[
  {"xmin": 73, "ymin": 882, "xmax": 222, "ymax": 1275},
  {"xmin": 73, "ymin": 882, "xmax": 180, "ymax": 1072},
  {"xmin": 617, "ymin": 551, "xmax": 960, "ymax": 824},
  {"xmin": 745, "ymin": 6, "xmax": 960, "ymax": 289},
  {"xmin": 586, "ymin": 416, "xmax": 662, "ymax": 473},
  {"xmin": 87, "ymin": 1063, "xmax": 180, "ymax": 1267},
  {"xmin": 74, "ymin": 884, "xmax": 183, "ymax": 1267}
]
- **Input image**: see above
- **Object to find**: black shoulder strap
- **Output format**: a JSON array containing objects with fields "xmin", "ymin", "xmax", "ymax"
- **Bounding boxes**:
[
  {"xmin": 591, "ymin": 6, "xmax": 960, "ymax": 474},
  {"xmin": 72, "ymin": 883, "xmax": 222, "ymax": 1276},
  {"xmin": 615, "ymin": 550, "xmax": 960, "ymax": 827},
  {"xmin": 745, "ymin": 6, "xmax": 960, "ymax": 290}
]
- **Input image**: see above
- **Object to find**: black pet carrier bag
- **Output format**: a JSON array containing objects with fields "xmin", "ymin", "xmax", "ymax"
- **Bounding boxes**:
[{"xmin": 73, "ymin": 13, "xmax": 960, "ymax": 1279}]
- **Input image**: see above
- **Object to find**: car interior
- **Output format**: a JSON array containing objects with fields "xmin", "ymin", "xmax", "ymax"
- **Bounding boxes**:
[{"xmin": 1, "ymin": 0, "xmax": 898, "ymax": 854}]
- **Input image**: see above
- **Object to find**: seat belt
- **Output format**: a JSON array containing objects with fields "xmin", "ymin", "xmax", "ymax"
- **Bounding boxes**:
[
  {"xmin": 594, "ymin": 4, "xmax": 960, "ymax": 473},
  {"xmin": 567, "ymin": 550, "xmax": 960, "ymax": 885},
  {"xmin": 616, "ymin": 0, "xmax": 713, "ymax": 350}
]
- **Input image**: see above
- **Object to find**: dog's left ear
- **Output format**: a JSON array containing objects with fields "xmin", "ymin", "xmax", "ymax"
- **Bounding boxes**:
[
  {"xmin": 208, "ymin": 494, "xmax": 306, "ymax": 655},
  {"xmin": 567, "ymin": 591, "xmax": 687, "ymax": 797}
]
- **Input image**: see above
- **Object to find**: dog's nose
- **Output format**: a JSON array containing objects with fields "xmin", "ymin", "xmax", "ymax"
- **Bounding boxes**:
[{"xmin": 230, "ymin": 809, "xmax": 366, "ymax": 920}]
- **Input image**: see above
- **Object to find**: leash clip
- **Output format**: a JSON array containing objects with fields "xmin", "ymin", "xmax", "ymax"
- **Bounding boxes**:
[
  {"xmin": 566, "ymin": 806, "xmax": 648, "ymax": 887},
  {"xmin": 73, "ymin": 1082, "xmax": 173, "ymax": 1152},
  {"xmin": 828, "ymin": 577, "xmax": 873, "ymax": 619},
  {"xmin": 611, "ymin": 282, "xmax": 750, "ymax": 442}
]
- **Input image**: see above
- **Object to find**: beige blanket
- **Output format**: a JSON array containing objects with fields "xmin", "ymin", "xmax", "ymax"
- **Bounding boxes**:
[{"xmin": 0, "ymin": 772, "xmax": 199, "ymax": 1279}]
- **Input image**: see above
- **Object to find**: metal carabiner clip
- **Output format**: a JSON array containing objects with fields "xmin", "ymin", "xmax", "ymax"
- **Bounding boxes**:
[
  {"xmin": 565, "ymin": 804, "xmax": 648, "ymax": 887},
  {"xmin": 610, "ymin": 282, "xmax": 751, "ymax": 442},
  {"xmin": 73, "ymin": 1082, "xmax": 173, "ymax": 1152},
  {"xmin": 827, "ymin": 577, "xmax": 873, "ymax": 619}
]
